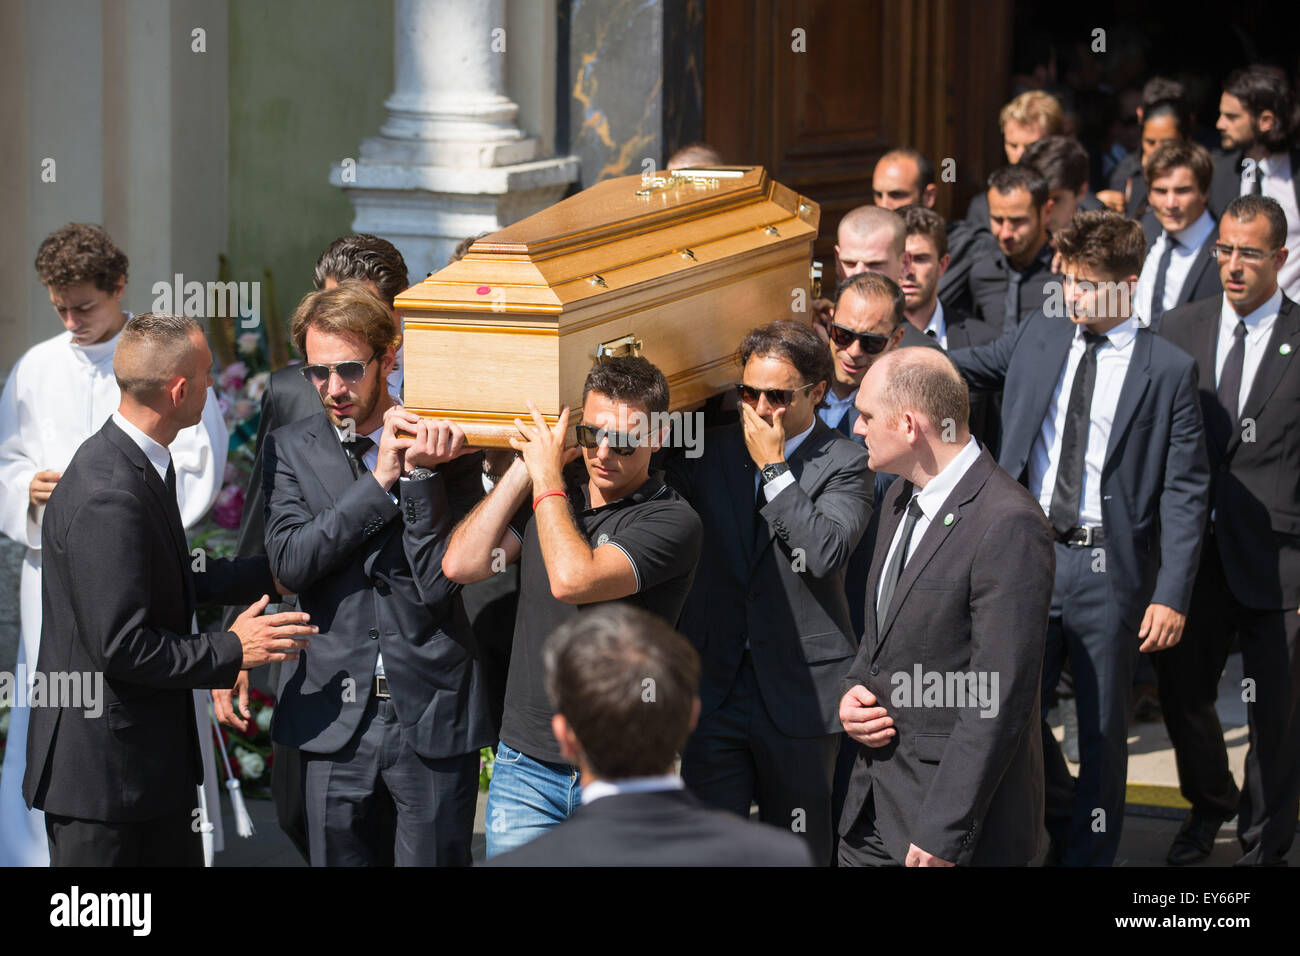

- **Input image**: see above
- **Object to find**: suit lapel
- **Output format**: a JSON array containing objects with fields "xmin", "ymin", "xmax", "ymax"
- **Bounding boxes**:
[
  {"xmin": 1230, "ymin": 296, "xmax": 1300, "ymax": 454},
  {"xmin": 864, "ymin": 480, "xmax": 911, "ymax": 655},
  {"xmin": 723, "ymin": 428, "xmax": 760, "ymax": 560},
  {"xmin": 1103, "ymin": 330, "xmax": 1153, "ymax": 472},
  {"xmin": 1175, "ymin": 227, "xmax": 1218, "ymax": 307},
  {"xmin": 874, "ymin": 450, "xmax": 996, "ymax": 656},
  {"xmin": 304, "ymin": 413, "xmax": 366, "ymax": 503}
]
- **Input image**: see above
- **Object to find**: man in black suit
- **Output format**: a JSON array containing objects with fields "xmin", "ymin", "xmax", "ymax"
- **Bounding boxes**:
[
  {"xmin": 1136, "ymin": 142, "xmax": 1221, "ymax": 330},
  {"xmin": 1209, "ymin": 67, "xmax": 1300, "ymax": 301},
  {"xmin": 262, "ymin": 283, "xmax": 492, "ymax": 866},
  {"xmin": 949, "ymin": 211, "xmax": 1210, "ymax": 865},
  {"xmin": 215, "ymin": 234, "xmax": 418, "ymax": 861},
  {"xmin": 486, "ymin": 604, "xmax": 812, "ymax": 867},
  {"xmin": 967, "ymin": 165, "xmax": 1060, "ymax": 334},
  {"xmin": 837, "ymin": 347, "xmax": 1055, "ymax": 866},
  {"xmin": 24, "ymin": 313, "xmax": 317, "ymax": 866},
  {"xmin": 899, "ymin": 205, "xmax": 999, "ymax": 450},
  {"xmin": 1157, "ymin": 195, "xmax": 1300, "ymax": 866},
  {"xmin": 664, "ymin": 320, "xmax": 874, "ymax": 866}
]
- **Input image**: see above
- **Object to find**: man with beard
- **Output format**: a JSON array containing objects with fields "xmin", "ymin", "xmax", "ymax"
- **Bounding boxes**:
[{"xmin": 967, "ymin": 165, "xmax": 1059, "ymax": 334}]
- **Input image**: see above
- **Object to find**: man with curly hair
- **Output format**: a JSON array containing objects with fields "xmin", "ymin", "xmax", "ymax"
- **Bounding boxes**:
[{"xmin": 0, "ymin": 223, "xmax": 227, "ymax": 866}]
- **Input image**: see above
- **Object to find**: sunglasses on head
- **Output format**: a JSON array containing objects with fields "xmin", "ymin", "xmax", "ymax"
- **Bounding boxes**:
[
  {"xmin": 735, "ymin": 381, "xmax": 817, "ymax": 407},
  {"xmin": 574, "ymin": 424, "xmax": 640, "ymax": 456},
  {"xmin": 300, "ymin": 351, "xmax": 381, "ymax": 386},
  {"xmin": 827, "ymin": 323, "xmax": 892, "ymax": 354}
]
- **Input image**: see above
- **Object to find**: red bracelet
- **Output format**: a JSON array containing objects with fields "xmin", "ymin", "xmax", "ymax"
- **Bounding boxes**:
[{"xmin": 533, "ymin": 489, "xmax": 566, "ymax": 511}]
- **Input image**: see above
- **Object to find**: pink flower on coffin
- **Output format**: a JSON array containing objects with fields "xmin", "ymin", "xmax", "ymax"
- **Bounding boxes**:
[
  {"xmin": 212, "ymin": 483, "xmax": 245, "ymax": 529},
  {"xmin": 219, "ymin": 361, "xmax": 248, "ymax": 393}
]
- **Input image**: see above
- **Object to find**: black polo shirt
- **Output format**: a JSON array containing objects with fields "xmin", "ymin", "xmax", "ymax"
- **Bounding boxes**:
[
  {"xmin": 498, "ymin": 468, "xmax": 703, "ymax": 765},
  {"xmin": 967, "ymin": 239, "xmax": 1057, "ymax": 333}
]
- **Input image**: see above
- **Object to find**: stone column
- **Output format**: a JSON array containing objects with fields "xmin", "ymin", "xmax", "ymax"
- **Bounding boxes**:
[{"xmin": 333, "ymin": 0, "xmax": 578, "ymax": 278}]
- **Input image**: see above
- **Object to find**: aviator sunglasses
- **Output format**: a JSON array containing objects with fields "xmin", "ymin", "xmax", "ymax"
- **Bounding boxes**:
[{"xmin": 300, "ymin": 351, "xmax": 381, "ymax": 386}]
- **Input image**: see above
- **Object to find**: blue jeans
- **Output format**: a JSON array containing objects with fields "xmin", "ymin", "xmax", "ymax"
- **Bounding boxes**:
[{"xmin": 484, "ymin": 742, "xmax": 582, "ymax": 858}]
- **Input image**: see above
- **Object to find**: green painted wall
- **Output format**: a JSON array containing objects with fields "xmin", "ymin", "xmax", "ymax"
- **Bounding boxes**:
[{"xmin": 227, "ymin": 0, "xmax": 394, "ymax": 347}]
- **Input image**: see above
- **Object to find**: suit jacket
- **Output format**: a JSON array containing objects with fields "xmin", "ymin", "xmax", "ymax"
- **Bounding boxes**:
[
  {"xmin": 943, "ymin": 307, "xmax": 1002, "ymax": 453},
  {"xmin": 24, "ymin": 418, "xmax": 275, "ymax": 821},
  {"xmin": 223, "ymin": 365, "xmax": 326, "ymax": 629},
  {"xmin": 938, "ymin": 219, "xmax": 998, "ymax": 316},
  {"xmin": 838, "ymin": 448, "xmax": 1055, "ymax": 865},
  {"xmin": 665, "ymin": 418, "xmax": 874, "ymax": 737},
  {"xmin": 262, "ymin": 412, "xmax": 492, "ymax": 758},
  {"xmin": 483, "ymin": 788, "xmax": 814, "ymax": 866},
  {"xmin": 1209, "ymin": 147, "xmax": 1300, "ymax": 220},
  {"xmin": 949, "ymin": 311, "xmax": 1210, "ymax": 623},
  {"xmin": 1160, "ymin": 293, "xmax": 1300, "ymax": 608},
  {"xmin": 1169, "ymin": 222, "xmax": 1222, "ymax": 311}
]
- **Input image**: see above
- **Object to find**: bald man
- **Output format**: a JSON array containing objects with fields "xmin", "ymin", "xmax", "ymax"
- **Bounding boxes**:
[
  {"xmin": 24, "ymin": 313, "xmax": 316, "ymax": 866},
  {"xmin": 838, "ymin": 348, "xmax": 1055, "ymax": 866},
  {"xmin": 872, "ymin": 150, "xmax": 938, "ymax": 210},
  {"xmin": 813, "ymin": 206, "xmax": 911, "ymax": 336}
]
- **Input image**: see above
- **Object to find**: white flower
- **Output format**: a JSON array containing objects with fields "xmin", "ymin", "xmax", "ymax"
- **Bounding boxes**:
[
  {"xmin": 246, "ymin": 371, "xmax": 270, "ymax": 404},
  {"xmin": 237, "ymin": 332, "xmax": 261, "ymax": 356},
  {"xmin": 255, "ymin": 707, "xmax": 273, "ymax": 733},
  {"xmin": 234, "ymin": 747, "xmax": 265, "ymax": 778}
]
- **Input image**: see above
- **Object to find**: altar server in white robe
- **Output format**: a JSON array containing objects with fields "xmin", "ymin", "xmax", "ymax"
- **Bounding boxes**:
[{"xmin": 0, "ymin": 223, "xmax": 226, "ymax": 866}]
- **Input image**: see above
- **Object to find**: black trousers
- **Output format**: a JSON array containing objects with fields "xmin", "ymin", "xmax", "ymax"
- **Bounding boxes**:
[
  {"xmin": 837, "ymin": 796, "xmax": 902, "ymax": 867},
  {"xmin": 681, "ymin": 652, "xmax": 840, "ymax": 866},
  {"xmin": 46, "ymin": 809, "xmax": 203, "ymax": 867},
  {"xmin": 302, "ymin": 695, "xmax": 479, "ymax": 866},
  {"xmin": 1154, "ymin": 542, "xmax": 1300, "ymax": 865},
  {"xmin": 1041, "ymin": 540, "xmax": 1141, "ymax": 867},
  {"xmin": 271, "ymin": 741, "xmax": 310, "ymax": 861}
]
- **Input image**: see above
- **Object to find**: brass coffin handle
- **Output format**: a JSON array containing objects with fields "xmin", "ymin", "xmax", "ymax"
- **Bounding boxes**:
[{"xmin": 595, "ymin": 333, "xmax": 643, "ymax": 362}]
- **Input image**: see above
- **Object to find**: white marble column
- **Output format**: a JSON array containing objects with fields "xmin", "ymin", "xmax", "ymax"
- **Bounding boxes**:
[{"xmin": 333, "ymin": 0, "xmax": 578, "ymax": 278}]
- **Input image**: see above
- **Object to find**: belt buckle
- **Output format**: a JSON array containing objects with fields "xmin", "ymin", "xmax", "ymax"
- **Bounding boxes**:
[
  {"xmin": 375, "ymin": 675, "xmax": 390, "ymax": 699},
  {"xmin": 1078, "ymin": 526, "xmax": 1093, "ymax": 547}
]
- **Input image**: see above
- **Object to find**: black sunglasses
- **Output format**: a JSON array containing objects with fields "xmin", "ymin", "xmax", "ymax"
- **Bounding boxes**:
[
  {"xmin": 575, "ymin": 424, "xmax": 639, "ymax": 456},
  {"xmin": 735, "ymin": 381, "xmax": 817, "ymax": 407},
  {"xmin": 301, "ymin": 351, "xmax": 381, "ymax": 386},
  {"xmin": 828, "ymin": 323, "xmax": 892, "ymax": 354}
]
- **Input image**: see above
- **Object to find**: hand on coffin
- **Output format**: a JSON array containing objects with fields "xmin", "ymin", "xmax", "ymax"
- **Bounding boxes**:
[
  {"xmin": 739, "ymin": 400, "xmax": 787, "ymax": 469},
  {"xmin": 375, "ymin": 405, "xmax": 420, "ymax": 489},
  {"xmin": 405, "ymin": 418, "xmax": 470, "ymax": 469},
  {"xmin": 509, "ymin": 401, "xmax": 581, "ymax": 493}
]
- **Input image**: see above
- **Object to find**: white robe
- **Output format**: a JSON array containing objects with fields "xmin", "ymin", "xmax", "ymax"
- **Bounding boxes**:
[{"xmin": 0, "ymin": 326, "xmax": 227, "ymax": 866}]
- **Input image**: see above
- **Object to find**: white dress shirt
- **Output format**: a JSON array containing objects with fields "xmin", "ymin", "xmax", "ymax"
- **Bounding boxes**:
[
  {"xmin": 111, "ymin": 410, "xmax": 172, "ymax": 484},
  {"xmin": 755, "ymin": 418, "xmax": 816, "ymax": 501},
  {"xmin": 1029, "ymin": 318, "xmax": 1140, "ymax": 527},
  {"xmin": 581, "ymin": 774, "xmax": 685, "ymax": 805},
  {"xmin": 922, "ymin": 300, "xmax": 948, "ymax": 350},
  {"xmin": 1135, "ymin": 209, "xmax": 1216, "ymax": 327},
  {"xmin": 1216, "ymin": 287, "xmax": 1282, "ymax": 412},
  {"xmin": 818, "ymin": 388, "xmax": 857, "ymax": 433},
  {"xmin": 1242, "ymin": 153, "xmax": 1300, "ymax": 301},
  {"xmin": 875, "ymin": 435, "xmax": 981, "ymax": 611}
]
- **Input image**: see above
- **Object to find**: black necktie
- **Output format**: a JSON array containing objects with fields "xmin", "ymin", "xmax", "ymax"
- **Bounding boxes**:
[
  {"xmin": 877, "ymin": 497, "xmax": 924, "ymax": 620},
  {"xmin": 925, "ymin": 328, "xmax": 937, "ymax": 339},
  {"xmin": 1217, "ymin": 320, "xmax": 1248, "ymax": 424},
  {"xmin": 345, "ymin": 436, "xmax": 374, "ymax": 479},
  {"xmin": 1149, "ymin": 235, "xmax": 1179, "ymax": 326},
  {"xmin": 165, "ymin": 459, "xmax": 177, "ymax": 499},
  {"xmin": 1049, "ymin": 332, "xmax": 1106, "ymax": 537},
  {"xmin": 1004, "ymin": 268, "xmax": 1024, "ymax": 330},
  {"xmin": 1247, "ymin": 159, "xmax": 1263, "ymax": 196}
]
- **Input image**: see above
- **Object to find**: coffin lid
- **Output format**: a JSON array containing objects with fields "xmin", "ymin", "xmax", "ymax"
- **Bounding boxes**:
[{"xmin": 396, "ymin": 165, "xmax": 818, "ymax": 317}]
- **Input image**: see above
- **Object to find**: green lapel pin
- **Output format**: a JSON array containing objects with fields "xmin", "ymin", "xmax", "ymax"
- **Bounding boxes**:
[
  {"xmin": 943, "ymin": 513, "xmax": 955, "ymax": 526},
  {"xmin": 1281, "ymin": 342, "xmax": 1293, "ymax": 356}
]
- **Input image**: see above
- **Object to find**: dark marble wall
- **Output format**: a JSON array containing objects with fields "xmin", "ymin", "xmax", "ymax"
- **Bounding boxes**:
[
  {"xmin": 565, "ymin": 0, "xmax": 666, "ymax": 187},
  {"xmin": 662, "ymin": 0, "xmax": 705, "ymax": 160}
]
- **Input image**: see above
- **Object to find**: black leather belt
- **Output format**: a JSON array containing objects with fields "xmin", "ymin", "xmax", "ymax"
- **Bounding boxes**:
[
  {"xmin": 1059, "ymin": 526, "xmax": 1103, "ymax": 546},
  {"xmin": 375, "ymin": 674, "xmax": 390, "ymax": 699}
]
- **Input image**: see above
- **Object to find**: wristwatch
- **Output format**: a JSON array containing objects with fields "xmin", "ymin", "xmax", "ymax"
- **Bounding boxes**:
[
  {"xmin": 760, "ymin": 461, "xmax": 790, "ymax": 483},
  {"xmin": 405, "ymin": 467, "xmax": 436, "ymax": 481}
]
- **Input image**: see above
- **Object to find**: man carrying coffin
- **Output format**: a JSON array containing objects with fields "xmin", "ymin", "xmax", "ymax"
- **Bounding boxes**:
[{"xmin": 443, "ymin": 356, "xmax": 703, "ymax": 858}]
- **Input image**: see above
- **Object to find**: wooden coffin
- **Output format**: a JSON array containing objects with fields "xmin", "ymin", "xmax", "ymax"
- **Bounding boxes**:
[{"xmin": 396, "ymin": 165, "xmax": 820, "ymax": 446}]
